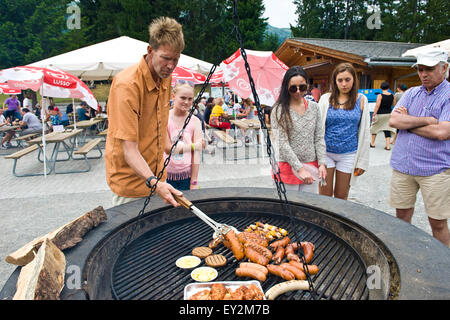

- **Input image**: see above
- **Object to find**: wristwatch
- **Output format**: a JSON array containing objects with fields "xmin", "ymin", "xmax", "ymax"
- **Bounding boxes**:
[
  {"xmin": 145, "ymin": 176, "xmax": 158, "ymax": 188},
  {"xmin": 190, "ymin": 180, "xmax": 198, "ymax": 185}
]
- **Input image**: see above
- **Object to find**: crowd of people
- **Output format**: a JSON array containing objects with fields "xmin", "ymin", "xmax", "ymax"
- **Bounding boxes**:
[
  {"xmin": 48, "ymin": 16, "xmax": 446, "ymax": 247},
  {"xmin": 0, "ymin": 92, "xmax": 101, "ymax": 149}
]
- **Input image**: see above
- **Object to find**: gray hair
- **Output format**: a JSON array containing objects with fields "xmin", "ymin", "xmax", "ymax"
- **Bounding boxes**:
[{"xmin": 438, "ymin": 61, "xmax": 449, "ymax": 78}]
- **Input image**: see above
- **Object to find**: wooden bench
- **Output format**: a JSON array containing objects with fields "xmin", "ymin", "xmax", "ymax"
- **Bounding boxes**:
[
  {"xmin": 66, "ymin": 138, "xmax": 103, "ymax": 173},
  {"xmin": 5, "ymin": 144, "xmax": 50, "ymax": 177},
  {"xmin": 97, "ymin": 129, "xmax": 108, "ymax": 142},
  {"xmin": 213, "ymin": 130, "xmax": 236, "ymax": 144},
  {"xmin": 13, "ymin": 133, "xmax": 40, "ymax": 148}
]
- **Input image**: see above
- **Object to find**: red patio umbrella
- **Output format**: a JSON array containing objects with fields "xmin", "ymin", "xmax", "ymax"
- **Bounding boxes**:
[
  {"xmin": 220, "ymin": 49, "xmax": 289, "ymax": 106},
  {"xmin": 0, "ymin": 83, "xmax": 21, "ymax": 95},
  {"xmin": 0, "ymin": 65, "xmax": 98, "ymax": 176},
  {"xmin": 171, "ymin": 65, "xmax": 207, "ymax": 86}
]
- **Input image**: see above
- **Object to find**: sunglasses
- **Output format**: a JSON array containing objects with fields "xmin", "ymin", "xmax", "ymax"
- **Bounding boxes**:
[{"xmin": 288, "ymin": 84, "xmax": 308, "ymax": 93}]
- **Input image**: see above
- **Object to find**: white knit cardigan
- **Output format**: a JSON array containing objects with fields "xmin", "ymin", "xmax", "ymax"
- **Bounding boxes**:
[{"xmin": 317, "ymin": 92, "xmax": 371, "ymax": 186}]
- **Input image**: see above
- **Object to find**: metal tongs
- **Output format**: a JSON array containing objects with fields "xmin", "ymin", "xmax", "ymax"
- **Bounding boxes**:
[{"xmin": 174, "ymin": 195, "xmax": 239, "ymax": 239}]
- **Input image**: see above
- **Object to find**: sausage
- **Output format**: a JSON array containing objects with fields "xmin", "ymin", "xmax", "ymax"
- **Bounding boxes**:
[
  {"xmin": 280, "ymin": 263, "xmax": 306, "ymax": 280},
  {"xmin": 286, "ymin": 253, "xmax": 301, "ymax": 262},
  {"xmin": 272, "ymin": 246, "xmax": 285, "ymax": 264},
  {"xmin": 288, "ymin": 261, "xmax": 320, "ymax": 275},
  {"xmin": 266, "ymin": 264, "xmax": 295, "ymax": 281},
  {"xmin": 244, "ymin": 246, "xmax": 270, "ymax": 265},
  {"xmin": 265, "ymin": 280, "xmax": 310, "ymax": 300},
  {"xmin": 285, "ymin": 243, "xmax": 295, "ymax": 256},
  {"xmin": 245, "ymin": 242, "xmax": 273, "ymax": 261},
  {"xmin": 300, "ymin": 242, "xmax": 314, "ymax": 263},
  {"xmin": 224, "ymin": 230, "xmax": 244, "ymax": 261},
  {"xmin": 269, "ymin": 236, "xmax": 290, "ymax": 249},
  {"xmin": 239, "ymin": 262, "xmax": 268, "ymax": 276},
  {"xmin": 238, "ymin": 232, "xmax": 269, "ymax": 247},
  {"xmin": 235, "ymin": 267, "xmax": 267, "ymax": 282}
]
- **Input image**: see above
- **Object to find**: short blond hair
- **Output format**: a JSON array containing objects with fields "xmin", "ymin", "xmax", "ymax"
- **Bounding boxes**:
[
  {"xmin": 148, "ymin": 17, "xmax": 184, "ymax": 52},
  {"xmin": 173, "ymin": 82, "xmax": 194, "ymax": 95}
]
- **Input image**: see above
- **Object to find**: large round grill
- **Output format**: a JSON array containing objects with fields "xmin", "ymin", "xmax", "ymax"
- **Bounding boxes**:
[{"xmin": 111, "ymin": 210, "xmax": 369, "ymax": 300}]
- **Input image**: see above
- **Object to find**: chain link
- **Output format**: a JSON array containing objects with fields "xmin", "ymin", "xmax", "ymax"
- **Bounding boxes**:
[{"xmin": 233, "ymin": 0, "xmax": 316, "ymax": 298}]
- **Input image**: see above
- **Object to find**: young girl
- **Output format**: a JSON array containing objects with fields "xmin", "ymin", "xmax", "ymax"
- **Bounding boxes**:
[
  {"xmin": 318, "ymin": 63, "xmax": 370, "ymax": 200},
  {"xmin": 271, "ymin": 66, "xmax": 327, "ymax": 193},
  {"xmin": 164, "ymin": 83, "xmax": 205, "ymax": 190}
]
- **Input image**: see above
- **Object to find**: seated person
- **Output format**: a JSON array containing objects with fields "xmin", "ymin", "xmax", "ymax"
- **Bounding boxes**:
[
  {"xmin": 209, "ymin": 97, "xmax": 231, "ymax": 131},
  {"xmin": 66, "ymin": 103, "xmax": 73, "ymax": 114},
  {"xmin": 19, "ymin": 108, "xmax": 42, "ymax": 136},
  {"xmin": 77, "ymin": 101, "xmax": 91, "ymax": 121},
  {"xmin": 58, "ymin": 108, "xmax": 70, "ymax": 126},
  {"xmin": 48, "ymin": 106, "xmax": 62, "ymax": 127}
]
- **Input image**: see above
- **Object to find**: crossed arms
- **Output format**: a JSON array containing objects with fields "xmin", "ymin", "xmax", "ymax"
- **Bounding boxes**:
[{"xmin": 389, "ymin": 106, "xmax": 450, "ymax": 141}]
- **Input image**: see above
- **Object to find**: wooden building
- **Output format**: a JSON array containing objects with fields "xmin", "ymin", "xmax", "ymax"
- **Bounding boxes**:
[{"xmin": 275, "ymin": 38, "xmax": 425, "ymax": 92}]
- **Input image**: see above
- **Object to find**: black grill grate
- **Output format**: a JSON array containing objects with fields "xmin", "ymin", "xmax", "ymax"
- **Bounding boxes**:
[{"xmin": 111, "ymin": 211, "xmax": 369, "ymax": 300}]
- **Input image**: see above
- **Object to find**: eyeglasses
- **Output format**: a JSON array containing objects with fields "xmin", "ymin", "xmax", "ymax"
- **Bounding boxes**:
[{"xmin": 288, "ymin": 84, "xmax": 308, "ymax": 93}]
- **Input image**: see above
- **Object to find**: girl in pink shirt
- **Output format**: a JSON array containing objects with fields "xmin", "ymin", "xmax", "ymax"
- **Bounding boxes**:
[{"xmin": 164, "ymin": 83, "xmax": 205, "ymax": 190}]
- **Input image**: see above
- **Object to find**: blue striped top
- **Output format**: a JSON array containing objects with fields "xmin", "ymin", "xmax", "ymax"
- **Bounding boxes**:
[{"xmin": 390, "ymin": 80, "xmax": 450, "ymax": 176}]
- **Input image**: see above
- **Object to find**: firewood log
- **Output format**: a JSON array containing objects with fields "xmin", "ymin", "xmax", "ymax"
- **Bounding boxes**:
[
  {"xmin": 5, "ymin": 206, "xmax": 107, "ymax": 266},
  {"xmin": 13, "ymin": 239, "xmax": 66, "ymax": 300}
]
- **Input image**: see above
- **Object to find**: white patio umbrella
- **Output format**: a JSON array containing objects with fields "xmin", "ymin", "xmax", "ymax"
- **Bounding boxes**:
[{"xmin": 28, "ymin": 36, "xmax": 214, "ymax": 79}]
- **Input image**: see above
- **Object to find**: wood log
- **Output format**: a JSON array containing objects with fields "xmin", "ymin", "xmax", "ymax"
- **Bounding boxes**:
[
  {"xmin": 13, "ymin": 239, "xmax": 66, "ymax": 300},
  {"xmin": 5, "ymin": 206, "xmax": 107, "ymax": 266}
]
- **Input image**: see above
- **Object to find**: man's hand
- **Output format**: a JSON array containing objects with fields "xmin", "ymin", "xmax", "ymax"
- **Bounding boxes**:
[
  {"xmin": 152, "ymin": 181, "xmax": 183, "ymax": 207},
  {"xmin": 354, "ymin": 168, "xmax": 365, "ymax": 176}
]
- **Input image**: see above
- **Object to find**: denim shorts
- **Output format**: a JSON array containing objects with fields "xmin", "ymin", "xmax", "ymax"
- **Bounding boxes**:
[{"xmin": 167, "ymin": 177, "xmax": 191, "ymax": 191}]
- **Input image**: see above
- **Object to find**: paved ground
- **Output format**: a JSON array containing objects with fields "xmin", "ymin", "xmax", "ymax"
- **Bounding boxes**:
[{"xmin": 0, "ymin": 133, "xmax": 433, "ymax": 290}]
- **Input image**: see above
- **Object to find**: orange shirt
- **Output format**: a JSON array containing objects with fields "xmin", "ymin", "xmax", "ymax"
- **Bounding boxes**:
[{"xmin": 105, "ymin": 55, "xmax": 171, "ymax": 197}]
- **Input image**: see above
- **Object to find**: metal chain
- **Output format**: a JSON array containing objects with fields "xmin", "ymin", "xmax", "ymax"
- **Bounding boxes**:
[
  {"xmin": 118, "ymin": 29, "xmax": 236, "ymax": 257},
  {"xmin": 232, "ymin": 0, "xmax": 316, "ymax": 298}
]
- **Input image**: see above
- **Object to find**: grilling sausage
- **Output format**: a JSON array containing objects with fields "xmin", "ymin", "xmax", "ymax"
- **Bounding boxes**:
[
  {"xmin": 272, "ymin": 246, "xmax": 285, "ymax": 264},
  {"xmin": 235, "ymin": 267, "xmax": 267, "ymax": 282},
  {"xmin": 286, "ymin": 253, "xmax": 301, "ymax": 262},
  {"xmin": 269, "ymin": 236, "xmax": 290, "ymax": 249},
  {"xmin": 300, "ymin": 242, "xmax": 314, "ymax": 263},
  {"xmin": 266, "ymin": 264, "xmax": 295, "ymax": 281},
  {"xmin": 265, "ymin": 280, "xmax": 310, "ymax": 300},
  {"xmin": 224, "ymin": 230, "xmax": 244, "ymax": 261},
  {"xmin": 238, "ymin": 232, "xmax": 269, "ymax": 247},
  {"xmin": 245, "ymin": 242, "xmax": 273, "ymax": 261},
  {"xmin": 280, "ymin": 263, "xmax": 306, "ymax": 280},
  {"xmin": 288, "ymin": 261, "xmax": 320, "ymax": 275},
  {"xmin": 244, "ymin": 246, "xmax": 270, "ymax": 265},
  {"xmin": 239, "ymin": 262, "xmax": 268, "ymax": 276}
]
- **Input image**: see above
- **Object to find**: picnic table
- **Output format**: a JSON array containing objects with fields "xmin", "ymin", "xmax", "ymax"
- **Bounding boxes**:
[
  {"xmin": 66, "ymin": 119, "xmax": 104, "ymax": 143},
  {"xmin": 5, "ymin": 129, "xmax": 102, "ymax": 176},
  {"xmin": 229, "ymin": 119, "xmax": 264, "ymax": 159},
  {"xmin": 0, "ymin": 124, "xmax": 20, "ymax": 133}
]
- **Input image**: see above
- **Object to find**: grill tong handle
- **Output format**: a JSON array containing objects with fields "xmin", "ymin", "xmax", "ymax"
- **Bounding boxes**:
[
  {"xmin": 174, "ymin": 194, "xmax": 223, "ymax": 234},
  {"xmin": 174, "ymin": 194, "xmax": 192, "ymax": 210}
]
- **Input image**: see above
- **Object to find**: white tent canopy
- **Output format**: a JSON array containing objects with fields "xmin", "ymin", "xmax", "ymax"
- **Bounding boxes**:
[
  {"xmin": 402, "ymin": 39, "xmax": 450, "ymax": 57},
  {"xmin": 28, "ymin": 36, "xmax": 214, "ymax": 80}
]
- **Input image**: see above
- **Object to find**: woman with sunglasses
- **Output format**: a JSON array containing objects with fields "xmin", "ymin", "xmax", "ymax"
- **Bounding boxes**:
[
  {"xmin": 271, "ymin": 66, "xmax": 327, "ymax": 193},
  {"xmin": 164, "ymin": 83, "xmax": 206, "ymax": 190},
  {"xmin": 318, "ymin": 63, "xmax": 370, "ymax": 200}
]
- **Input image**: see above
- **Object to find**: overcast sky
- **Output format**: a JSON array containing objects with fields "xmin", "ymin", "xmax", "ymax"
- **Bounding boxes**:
[{"xmin": 263, "ymin": 0, "xmax": 297, "ymax": 29}]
